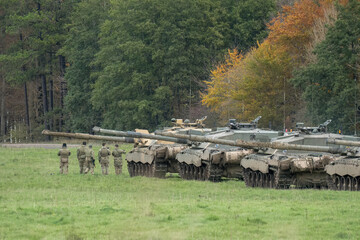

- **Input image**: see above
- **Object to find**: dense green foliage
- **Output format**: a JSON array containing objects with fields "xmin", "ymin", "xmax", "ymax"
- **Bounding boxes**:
[
  {"xmin": 61, "ymin": 0, "xmax": 109, "ymax": 132},
  {"xmin": 2, "ymin": 0, "xmax": 359, "ymax": 138},
  {"xmin": 1, "ymin": 0, "xmax": 276, "ymax": 137},
  {"xmin": 88, "ymin": 0, "xmax": 276, "ymax": 131},
  {"xmin": 1, "ymin": 145, "xmax": 360, "ymax": 239},
  {"xmin": 291, "ymin": 0, "xmax": 360, "ymax": 134}
]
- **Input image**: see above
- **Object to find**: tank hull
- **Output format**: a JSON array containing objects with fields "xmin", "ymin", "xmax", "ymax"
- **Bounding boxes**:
[
  {"xmin": 175, "ymin": 144, "xmax": 254, "ymax": 181},
  {"xmin": 241, "ymin": 153, "xmax": 334, "ymax": 189},
  {"xmin": 126, "ymin": 144, "xmax": 186, "ymax": 178}
]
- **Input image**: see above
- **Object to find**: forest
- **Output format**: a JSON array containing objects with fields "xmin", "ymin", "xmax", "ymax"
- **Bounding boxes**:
[{"xmin": 0, "ymin": 0, "xmax": 359, "ymax": 142}]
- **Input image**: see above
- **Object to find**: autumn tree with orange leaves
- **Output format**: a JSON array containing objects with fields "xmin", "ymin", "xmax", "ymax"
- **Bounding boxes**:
[{"xmin": 202, "ymin": 0, "xmax": 337, "ymax": 129}]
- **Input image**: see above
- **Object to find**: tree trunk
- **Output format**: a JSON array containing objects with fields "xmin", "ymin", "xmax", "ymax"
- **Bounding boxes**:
[
  {"xmin": 49, "ymin": 53, "xmax": 54, "ymax": 131},
  {"xmin": 24, "ymin": 82, "xmax": 30, "ymax": 136},
  {"xmin": 41, "ymin": 74, "xmax": 50, "ymax": 141},
  {"xmin": 59, "ymin": 55, "xmax": 66, "ymax": 131},
  {"xmin": 20, "ymin": 33, "xmax": 30, "ymax": 138},
  {"xmin": 1, "ymin": 75, "xmax": 5, "ymax": 138}
]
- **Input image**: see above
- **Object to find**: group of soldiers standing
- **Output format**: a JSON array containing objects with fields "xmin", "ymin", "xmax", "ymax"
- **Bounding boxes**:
[{"xmin": 57, "ymin": 142, "xmax": 126, "ymax": 175}]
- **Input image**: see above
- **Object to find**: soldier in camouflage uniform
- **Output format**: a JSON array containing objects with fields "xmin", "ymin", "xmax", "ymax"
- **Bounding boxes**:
[
  {"xmin": 112, "ymin": 144, "xmax": 126, "ymax": 175},
  {"xmin": 98, "ymin": 143, "xmax": 111, "ymax": 175},
  {"xmin": 58, "ymin": 143, "xmax": 71, "ymax": 174},
  {"xmin": 84, "ymin": 145, "xmax": 95, "ymax": 175},
  {"xmin": 77, "ymin": 142, "xmax": 87, "ymax": 174}
]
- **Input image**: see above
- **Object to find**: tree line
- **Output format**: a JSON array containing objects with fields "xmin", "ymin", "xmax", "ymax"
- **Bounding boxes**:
[
  {"xmin": 0, "ymin": 0, "xmax": 278, "ymax": 141},
  {"xmin": 202, "ymin": 0, "xmax": 360, "ymax": 134},
  {"xmin": 2, "ymin": 0, "xmax": 358, "ymax": 142}
]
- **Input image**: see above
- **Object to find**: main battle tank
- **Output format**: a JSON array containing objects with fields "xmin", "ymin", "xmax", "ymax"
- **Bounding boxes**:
[
  {"xmin": 240, "ymin": 121, "xmax": 360, "ymax": 189},
  {"xmin": 156, "ymin": 117, "xmax": 283, "ymax": 182},
  {"xmin": 156, "ymin": 123, "xmax": 360, "ymax": 188},
  {"xmin": 93, "ymin": 117, "xmax": 212, "ymax": 178},
  {"xmin": 325, "ymin": 139, "xmax": 360, "ymax": 191}
]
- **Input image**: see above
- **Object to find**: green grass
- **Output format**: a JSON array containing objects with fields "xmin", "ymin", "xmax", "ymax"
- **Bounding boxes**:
[{"xmin": 0, "ymin": 145, "xmax": 360, "ymax": 239}]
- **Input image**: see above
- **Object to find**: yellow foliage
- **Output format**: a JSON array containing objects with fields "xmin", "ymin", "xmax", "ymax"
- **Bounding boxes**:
[{"xmin": 202, "ymin": 0, "xmax": 338, "ymax": 128}]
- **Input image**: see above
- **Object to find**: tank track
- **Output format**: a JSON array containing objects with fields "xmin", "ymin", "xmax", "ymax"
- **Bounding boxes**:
[
  {"xmin": 127, "ymin": 160, "xmax": 167, "ymax": 178},
  {"xmin": 327, "ymin": 174, "xmax": 360, "ymax": 191},
  {"xmin": 179, "ymin": 162, "xmax": 222, "ymax": 182},
  {"xmin": 242, "ymin": 167, "xmax": 292, "ymax": 189}
]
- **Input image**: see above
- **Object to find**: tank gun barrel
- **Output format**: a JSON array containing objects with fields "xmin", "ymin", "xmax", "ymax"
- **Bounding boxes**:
[
  {"xmin": 156, "ymin": 131, "xmax": 342, "ymax": 154},
  {"xmin": 42, "ymin": 130, "xmax": 135, "ymax": 143},
  {"xmin": 327, "ymin": 138, "xmax": 360, "ymax": 147},
  {"xmin": 92, "ymin": 127, "xmax": 188, "ymax": 144}
]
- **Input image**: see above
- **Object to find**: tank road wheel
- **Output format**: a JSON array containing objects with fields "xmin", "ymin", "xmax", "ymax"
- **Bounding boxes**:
[
  {"xmin": 255, "ymin": 172, "xmax": 261, "ymax": 187},
  {"xmin": 137, "ymin": 164, "xmax": 141, "ymax": 176},
  {"xmin": 189, "ymin": 165, "xmax": 193, "ymax": 180},
  {"xmin": 129, "ymin": 162, "xmax": 135, "ymax": 177},
  {"xmin": 249, "ymin": 171, "xmax": 255, "ymax": 187},
  {"xmin": 185, "ymin": 164, "xmax": 190, "ymax": 180},
  {"xmin": 253, "ymin": 171, "xmax": 258, "ymax": 187},
  {"xmin": 179, "ymin": 163, "xmax": 184, "ymax": 179},
  {"xmin": 183, "ymin": 164, "xmax": 187, "ymax": 179},
  {"xmin": 267, "ymin": 174, "xmax": 273, "ymax": 188},
  {"xmin": 339, "ymin": 176, "xmax": 346, "ymax": 191},
  {"xmin": 242, "ymin": 168, "xmax": 250, "ymax": 187},
  {"xmin": 127, "ymin": 162, "xmax": 134, "ymax": 177},
  {"xmin": 137, "ymin": 163, "xmax": 141, "ymax": 176},
  {"xmin": 148, "ymin": 164, "xmax": 152, "ymax": 177},
  {"xmin": 193, "ymin": 166, "xmax": 199, "ymax": 180},
  {"xmin": 333, "ymin": 176, "xmax": 341, "ymax": 190},
  {"xmin": 350, "ymin": 176, "xmax": 357, "ymax": 191},
  {"xmin": 245, "ymin": 170, "xmax": 252, "ymax": 187},
  {"xmin": 263, "ymin": 174, "xmax": 269, "ymax": 188},
  {"xmin": 258, "ymin": 172, "xmax": 265, "ymax": 188},
  {"xmin": 186, "ymin": 164, "xmax": 190, "ymax": 180},
  {"xmin": 346, "ymin": 176, "xmax": 352, "ymax": 191},
  {"xmin": 199, "ymin": 166, "xmax": 206, "ymax": 181},
  {"xmin": 326, "ymin": 175, "xmax": 336, "ymax": 190},
  {"xmin": 353, "ymin": 177, "xmax": 360, "ymax": 191},
  {"xmin": 251, "ymin": 171, "xmax": 256, "ymax": 187},
  {"xmin": 142, "ymin": 164, "xmax": 147, "ymax": 176},
  {"xmin": 199, "ymin": 167, "xmax": 204, "ymax": 180},
  {"xmin": 139, "ymin": 164, "xmax": 143, "ymax": 176},
  {"xmin": 133, "ymin": 164, "xmax": 137, "ymax": 176},
  {"xmin": 203, "ymin": 164, "xmax": 211, "ymax": 181},
  {"xmin": 148, "ymin": 162, "xmax": 155, "ymax": 177},
  {"xmin": 145, "ymin": 164, "xmax": 148, "ymax": 176},
  {"xmin": 268, "ymin": 174, "xmax": 273, "ymax": 188},
  {"xmin": 142, "ymin": 164, "xmax": 146, "ymax": 176}
]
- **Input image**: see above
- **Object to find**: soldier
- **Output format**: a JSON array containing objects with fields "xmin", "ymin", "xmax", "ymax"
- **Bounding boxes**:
[
  {"xmin": 77, "ymin": 142, "xmax": 87, "ymax": 174},
  {"xmin": 84, "ymin": 145, "xmax": 95, "ymax": 175},
  {"xmin": 58, "ymin": 143, "xmax": 71, "ymax": 174},
  {"xmin": 112, "ymin": 144, "xmax": 126, "ymax": 175},
  {"xmin": 98, "ymin": 143, "xmax": 111, "ymax": 175}
]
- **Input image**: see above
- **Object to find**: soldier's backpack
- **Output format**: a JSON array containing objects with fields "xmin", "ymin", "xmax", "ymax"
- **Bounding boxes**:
[
  {"xmin": 100, "ymin": 147, "xmax": 109, "ymax": 157},
  {"xmin": 78, "ymin": 146, "xmax": 86, "ymax": 159}
]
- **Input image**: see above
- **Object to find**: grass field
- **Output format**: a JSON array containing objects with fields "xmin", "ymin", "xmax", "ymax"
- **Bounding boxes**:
[{"xmin": 0, "ymin": 144, "xmax": 360, "ymax": 240}]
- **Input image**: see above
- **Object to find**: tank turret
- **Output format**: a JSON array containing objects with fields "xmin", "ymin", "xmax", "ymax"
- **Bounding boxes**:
[
  {"xmin": 229, "ymin": 116, "xmax": 262, "ymax": 130},
  {"xmin": 296, "ymin": 120, "xmax": 332, "ymax": 134}
]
